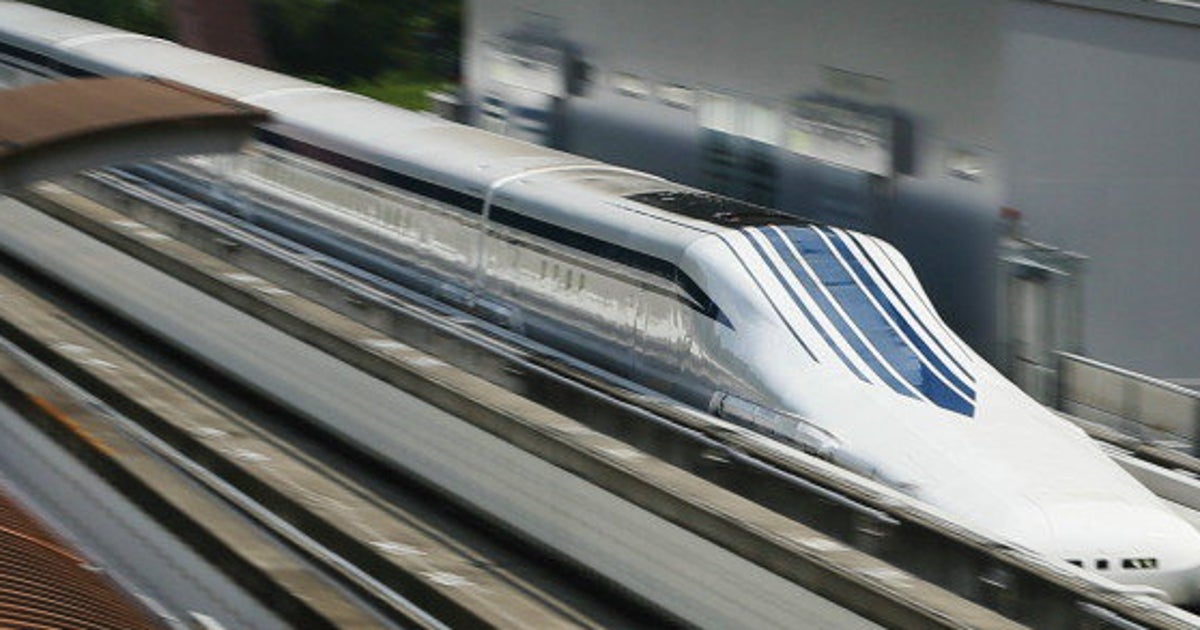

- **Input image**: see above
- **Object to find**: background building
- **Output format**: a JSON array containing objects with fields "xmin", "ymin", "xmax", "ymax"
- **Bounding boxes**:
[{"xmin": 461, "ymin": 0, "xmax": 1200, "ymax": 392}]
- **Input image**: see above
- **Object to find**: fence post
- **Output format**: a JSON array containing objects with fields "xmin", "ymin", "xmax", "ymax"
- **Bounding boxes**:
[
  {"xmin": 1053, "ymin": 352, "xmax": 1066, "ymax": 412},
  {"xmin": 1192, "ymin": 398, "xmax": 1200, "ymax": 458}
]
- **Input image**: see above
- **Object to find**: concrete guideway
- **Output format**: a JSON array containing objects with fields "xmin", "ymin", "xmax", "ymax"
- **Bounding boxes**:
[
  {"xmin": 42, "ymin": 169, "xmax": 1200, "ymax": 629},
  {"xmin": 0, "ymin": 370, "xmax": 291, "ymax": 630},
  {"xmin": 4, "ymin": 178, "xmax": 1199, "ymax": 628},
  {"xmin": 0, "ymin": 77, "xmax": 266, "ymax": 192},
  {"xmin": 0, "ymin": 295, "xmax": 394, "ymax": 629},
  {"xmin": 0, "ymin": 185, "xmax": 1030, "ymax": 628},
  {"xmin": 0, "ymin": 243, "xmax": 625, "ymax": 628}
]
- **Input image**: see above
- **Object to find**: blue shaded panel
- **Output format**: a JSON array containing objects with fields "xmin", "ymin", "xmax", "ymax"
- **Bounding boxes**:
[
  {"xmin": 775, "ymin": 226, "xmax": 976, "ymax": 417},
  {"xmin": 822, "ymin": 227, "xmax": 976, "ymax": 399},
  {"xmin": 836, "ymin": 229, "xmax": 974, "ymax": 382},
  {"xmin": 827, "ymin": 284, "xmax": 922, "ymax": 380},
  {"xmin": 759, "ymin": 227, "xmax": 912, "ymax": 397}
]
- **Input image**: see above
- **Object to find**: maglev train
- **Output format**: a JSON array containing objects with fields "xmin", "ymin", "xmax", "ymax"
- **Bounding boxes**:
[{"xmin": 2, "ymin": 1, "xmax": 1198, "ymax": 603}]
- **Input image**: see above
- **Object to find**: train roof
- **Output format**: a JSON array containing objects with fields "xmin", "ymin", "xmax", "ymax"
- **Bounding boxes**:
[{"xmin": 0, "ymin": 2, "xmax": 118, "ymax": 46}]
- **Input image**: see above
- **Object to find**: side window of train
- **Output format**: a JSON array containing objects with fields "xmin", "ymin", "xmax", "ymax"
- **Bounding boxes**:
[
  {"xmin": 545, "ymin": 262, "xmax": 585, "ymax": 293},
  {"xmin": 541, "ymin": 261, "xmax": 564, "ymax": 291}
]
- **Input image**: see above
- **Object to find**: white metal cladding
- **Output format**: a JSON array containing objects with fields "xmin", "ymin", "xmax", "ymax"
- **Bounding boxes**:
[{"xmin": 0, "ymin": 4, "xmax": 118, "ymax": 46}]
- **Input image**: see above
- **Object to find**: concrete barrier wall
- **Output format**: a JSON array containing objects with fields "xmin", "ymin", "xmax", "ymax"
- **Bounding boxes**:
[{"xmin": 1058, "ymin": 352, "xmax": 1200, "ymax": 452}]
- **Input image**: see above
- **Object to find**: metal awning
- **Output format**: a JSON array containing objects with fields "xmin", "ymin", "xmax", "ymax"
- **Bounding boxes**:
[{"xmin": 0, "ymin": 76, "xmax": 267, "ymax": 191}]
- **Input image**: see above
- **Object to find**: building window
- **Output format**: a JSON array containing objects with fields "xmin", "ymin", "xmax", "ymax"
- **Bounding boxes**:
[
  {"xmin": 698, "ymin": 93, "xmax": 738, "ymax": 135},
  {"xmin": 657, "ymin": 83, "xmax": 695, "ymax": 110},
  {"xmin": 742, "ymin": 102, "xmax": 781, "ymax": 146},
  {"xmin": 697, "ymin": 93, "xmax": 780, "ymax": 207},
  {"xmin": 611, "ymin": 72, "xmax": 650, "ymax": 99}
]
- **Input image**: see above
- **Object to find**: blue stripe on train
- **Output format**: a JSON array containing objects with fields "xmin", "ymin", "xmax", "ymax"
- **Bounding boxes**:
[
  {"xmin": 840, "ymin": 230, "xmax": 975, "ymax": 381},
  {"xmin": 818, "ymin": 227, "xmax": 976, "ymax": 397},
  {"xmin": 759, "ymin": 227, "xmax": 915, "ymax": 398},
  {"xmin": 758, "ymin": 226, "xmax": 975, "ymax": 417},
  {"xmin": 743, "ymin": 231, "xmax": 861, "ymax": 377}
]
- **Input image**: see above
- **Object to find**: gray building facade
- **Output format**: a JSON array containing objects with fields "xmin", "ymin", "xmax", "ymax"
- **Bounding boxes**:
[{"xmin": 462, "ymin": 0, "xmax": 1200, "ymax": 382}]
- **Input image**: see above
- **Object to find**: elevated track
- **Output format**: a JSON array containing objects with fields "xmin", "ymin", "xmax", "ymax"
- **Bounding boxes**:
[{"xmin": 0, "ymin": 171, "xmax": 1193, "ymax": 627}]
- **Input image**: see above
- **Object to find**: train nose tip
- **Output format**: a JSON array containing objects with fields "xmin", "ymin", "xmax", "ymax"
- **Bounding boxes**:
[{"xmin": 988, "ymin": 497, "xmax": 1200, "ymax": 603}]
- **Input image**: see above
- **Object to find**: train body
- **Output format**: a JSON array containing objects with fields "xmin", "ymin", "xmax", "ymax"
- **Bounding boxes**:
[{"xmin": 2, "ymin": 2, "xmax": 1198, "ymax": 603}]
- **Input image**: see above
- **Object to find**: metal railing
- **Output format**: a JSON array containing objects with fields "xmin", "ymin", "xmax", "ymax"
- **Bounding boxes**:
[{"xmin": 1057, "ymin": 351, "xmax": 1200, "ymax": 454}]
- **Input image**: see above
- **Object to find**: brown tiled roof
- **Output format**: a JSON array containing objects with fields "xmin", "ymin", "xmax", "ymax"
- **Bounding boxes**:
[
  {"xmin": 0, "ymin": 487, "xmax": 164, "ymax": 629},
  {"xmin": 0, "ymin": 76, "xmax": 267, "ymax": 191},
  {"xmin": 0, "ymin": 76, "xmax": 266, "ymax": 160}
]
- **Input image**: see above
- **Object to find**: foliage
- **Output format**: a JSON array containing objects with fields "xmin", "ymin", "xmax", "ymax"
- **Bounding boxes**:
[
  {"xmin": 22, "ymin": 0, "xmax": 168, "ymax": 37},
  {"xmin": 20, "ymin": 0, "xmax": 463, "ymax": 110},
  {"xmin": 254, "ymin": 0, "xmax": 461, "ymax": 85},
  {"xmin": 344, "ymin": 71, "xmax": 453, "ymax": 111}
]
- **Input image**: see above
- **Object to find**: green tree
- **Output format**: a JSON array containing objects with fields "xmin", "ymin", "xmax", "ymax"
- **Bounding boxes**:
[
  {"xmin": 21, "ymin": 0, "xmax": 462, "ymax": 109},
  {"xmin": 254, "ymin": 0, "xmax": 458, "ymax": 84},
  {"xmin": 23, "ymin": 0, "xmax": 168, "ymax": 37}
]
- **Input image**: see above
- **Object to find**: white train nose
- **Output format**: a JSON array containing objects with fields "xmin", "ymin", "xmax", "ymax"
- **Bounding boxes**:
[{"xmin": 991, "ymin": 498, "xmax": 1200, "ymax": 604}]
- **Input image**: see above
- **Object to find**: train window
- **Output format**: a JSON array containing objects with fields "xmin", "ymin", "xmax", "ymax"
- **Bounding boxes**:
[
  {"xmin": 1122, "ymin": 558, "xmax": 1158, "ymax": 570},
  {"xmin": 1096, "ymin": 559, "xmax": 1109, "ymax": 570},
  {"xmin": 1066, "ymin": 559, "xmax": 1082, "ymax": 568}
]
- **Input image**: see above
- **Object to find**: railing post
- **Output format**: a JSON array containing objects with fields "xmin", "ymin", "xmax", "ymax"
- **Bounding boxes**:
[
  {"xmin": 1192, "ymin": 397, "xmax": 1200, "ymax": 458},
  {"xmin": 1053, "ymin": 351, "xmax": 1066, "ymax": 412},
  {"xmin": 1121, "ymin": 377, "xmax": 1142, "ymax": 441}
]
